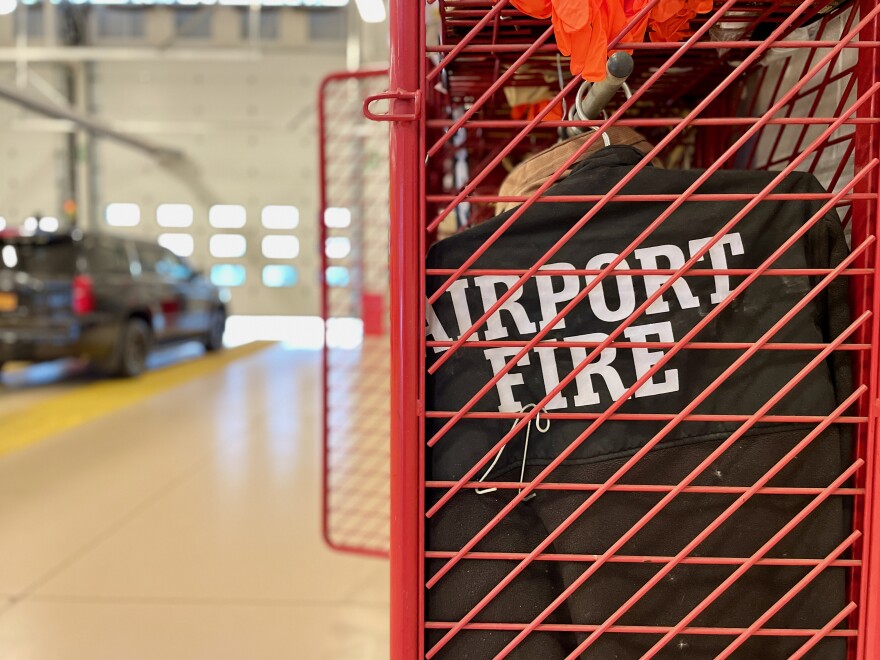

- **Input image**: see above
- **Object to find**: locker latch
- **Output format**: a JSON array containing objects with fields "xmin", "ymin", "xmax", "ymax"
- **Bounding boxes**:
[{"xmin": 363, "ymin": 90, "xmax": 421, "ymax": 122}]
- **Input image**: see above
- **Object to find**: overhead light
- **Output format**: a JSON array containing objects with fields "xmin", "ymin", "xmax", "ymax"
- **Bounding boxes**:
[
  {"xmin": 0, "ymin": 0, "xmax": 16, "ymax": 16},
  {"xmin": 354, "ymin": 0, "xmax": 385, "ymax": 23},
  {"xmin": 23, "ymin": 216, "xmax": 38, "ymax": 233}
]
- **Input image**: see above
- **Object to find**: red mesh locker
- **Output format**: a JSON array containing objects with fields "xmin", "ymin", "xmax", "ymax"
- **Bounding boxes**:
[
  {"xmin": 380, "ymin": 0, "xmax": 880, "ymax": 657},
  {"xmin": 319, "ymin": 69, "xmax": 391, "ymax": 558}
]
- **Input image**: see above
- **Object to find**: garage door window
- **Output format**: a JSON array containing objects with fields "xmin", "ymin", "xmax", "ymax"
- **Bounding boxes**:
[
  {"xmin": 106, "ymin": 203, "xmax": 141, "ymax": 227},
  {"xmin": 324, "ymin": 207, "xmax": 351, "ymax": 228},
  {"xmin": 262, "ymin": 205, "xmax": 299, "ymax": 229},
  {"xmin": 325, "ymin": 266, "xmax": 350, "ymax": 288},
  {"xmin": 210, "ymin": 205, "xmax": 247, "ymax": 229},
  {"xmin": 211, "ymin": 264, "xmax": 247, "ymax": 287},
  {"xmin": 158, "ymin": 233, "xmax": 195, "ymax": 258},
  {"xmin": 262, "ymin": 235, "xmax": 299, "ymax": 259},
  {"xmin": 263, "ymin": 265, "xmax": 298, "ymax": 288},
  {"xmin": 210, "ymin": 235, "xmax": 247, "ymax": 258},
  {"xmin": 157, "ymin": 204, "xmax": 194, "ymax": 228}
]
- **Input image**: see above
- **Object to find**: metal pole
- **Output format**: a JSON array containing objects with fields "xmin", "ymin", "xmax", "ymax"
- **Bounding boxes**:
[
  {"xmin": 388, "ymin": 0, "xmax": 423, "ymax": 657},
  {"xmin": 73, "ymin": 63, "xmax": 94, "ymax": 230}
]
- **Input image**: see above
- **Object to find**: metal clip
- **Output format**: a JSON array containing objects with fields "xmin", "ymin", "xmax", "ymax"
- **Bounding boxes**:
[{"xmin": 363, "ymin": 90, "xmax": 422, "ymax": 122}]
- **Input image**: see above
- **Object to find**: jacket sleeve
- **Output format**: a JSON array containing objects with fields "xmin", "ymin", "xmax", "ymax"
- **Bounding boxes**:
[{"xmin": 803, "ymin": 176, "xmax": 853, "ymax": 406}]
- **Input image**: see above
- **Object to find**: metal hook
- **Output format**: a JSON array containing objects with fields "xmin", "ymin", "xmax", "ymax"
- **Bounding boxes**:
[
  {"xmin": 565, "ymin": 105, "xmax": 612, "ymax": 146},
  {"xmin": 476, "ymin": 404, "xmax": 550, "ymax": 501}
]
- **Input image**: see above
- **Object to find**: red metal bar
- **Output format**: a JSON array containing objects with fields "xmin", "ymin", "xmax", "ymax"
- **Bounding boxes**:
[
  {"xmin": 425, "ymin": 117, "xmax": 880, "ymax": 129},
  {"xmin": 426, "ymin": 193, "xmax": 874, "ymax": 203},
  {"xmin": 426, "ymin": 267, "xmax": 872, "ymax": 276},
  {"xmin": 854, "ymin": 3, "xmax": 880, "ymax": 657},
  {"xmin": 425, "ymin": 551, "xmax": 860, "ymax": 567},
  {"xmin": 424, "ymin": 41, "xmax": 880, "ymax": 53},
  {"xmin": 388, "ymin": 0, "xmax": 424, "ymax": 657},
  {"xmin": 426, "ymin": 411, "xmax": 865, "ymax": 423},
  {"xmin": 427, "ymin": 482, "xmax": 864, "ymax": 496},
  {"xmin": 424, "ymin": 622, "xmax": 857, "ymax": 636}
]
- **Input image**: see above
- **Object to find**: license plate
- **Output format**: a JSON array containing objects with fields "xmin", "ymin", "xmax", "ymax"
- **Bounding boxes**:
[{"xmin": 0, "ymin": 292, "xmax": 18, "ymax": 312}]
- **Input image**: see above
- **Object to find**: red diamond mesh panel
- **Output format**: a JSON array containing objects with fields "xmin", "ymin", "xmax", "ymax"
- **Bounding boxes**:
[{"xmin": 319, "ymin": 69, "xmax": 391, "ymax": 558}]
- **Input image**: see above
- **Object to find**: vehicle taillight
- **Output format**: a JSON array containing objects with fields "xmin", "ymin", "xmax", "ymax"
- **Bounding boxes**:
[{"xmin": 72, "ymin": 275, "xmax": 95, "ymax": 315}]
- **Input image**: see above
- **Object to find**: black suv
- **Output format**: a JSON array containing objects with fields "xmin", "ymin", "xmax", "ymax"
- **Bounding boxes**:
[{"xmin": 0, "ymin": 230, "xmax": 226, "ymax": 377}]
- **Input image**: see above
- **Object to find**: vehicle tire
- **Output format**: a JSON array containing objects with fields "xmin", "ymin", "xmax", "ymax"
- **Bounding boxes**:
[
  {"xmin": 204, "ymin": 307, "xmax": 226, "ymax": 352},
  {"xmin": 115, "ymin": 318, "xmax": 152, "ymax": 378}
]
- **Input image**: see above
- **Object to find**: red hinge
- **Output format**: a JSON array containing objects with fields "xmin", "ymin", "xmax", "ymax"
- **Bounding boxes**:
[{"xmin": 363, "ymin": 90, "xmax": 421, "ymax": 122}]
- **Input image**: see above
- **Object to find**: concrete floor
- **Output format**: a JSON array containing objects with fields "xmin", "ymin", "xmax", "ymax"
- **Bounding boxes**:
[{"xmin": 0, "ymin": 345, "xmax": 389, "ymax": 659}]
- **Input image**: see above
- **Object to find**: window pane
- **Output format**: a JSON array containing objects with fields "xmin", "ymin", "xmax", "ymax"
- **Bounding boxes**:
[
  {"xmin": 175, "ymin": 7, "xmax": 213, "ymax": 39},
  {"xmin": 261, "ymin": 205, "xmax": 299, "ymax": 229},
  {"xmin": 1, "ymin": 240, "xmax": 77, "ymax": 274},
  {"xmin": 262, "ymin": 235, "xmax": 299, "ymax": 259},
  {"xmin": 324, "ymin": 207, "xmax": 351, "ymax": 228},
  {"xmin": 309, "ymin": 8, "xmax": 346, "ymax": 40},
  {"xmin": 157, "ymin": 250, "xmax": 192, "ymax": 281},
  {"xmin": 94, "ymin": 7, "xmax": 146, "ymax": 39},
  {"xmin": 157, "ymin": 204, "xmax": 194, "ymax": 228},
  {"xmin": 263, "ymin": 265, "xmax": 298, "ymax": 288},
  {"xmin": 326, "ymin": 266, "xmax": 350, "ymax": 288},
  {"xmin": 86, "ymin": 240, "xmax": 130, "ymax": 275},
  {"xmin": 325, "ymin": 236, "xmax": 351, "ymax": 259},
  {"xmin": 210, "ymin": 234, "xmax": 247, "ymax": 258},
  {"xmin": 209, "ymin": 204, "xmax": 246, "ymax": 229},
  {"xmin": 106, "ymin": 203, "xmax": 140, "ymax": 227},
  {"xmin": 136, "ymin": 244, "xmax": 164, "ymax": 273},
  {"xmin": 239, "ymin": 8, "xmax": 279, "ymax": 39},
  {"xmin": 211, "ymin": 264, "xmax": 247, "ymax": 287},
  {"xmin": 158, "ymin": 233, "xmax": 195, "ymax": 258}
]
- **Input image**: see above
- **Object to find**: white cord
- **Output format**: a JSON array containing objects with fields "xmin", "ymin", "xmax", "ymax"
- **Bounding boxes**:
[
  {"xmin": 476, "ymin": 403, "xmax": 550, "ymax": 500},
  {"xmin": 556, "ymin": 54, "xmax": 568, "ymax": 142}
]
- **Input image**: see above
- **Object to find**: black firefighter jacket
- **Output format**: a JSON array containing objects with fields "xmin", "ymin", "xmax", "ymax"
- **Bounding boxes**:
[{"xmin": 424, "ymin": 145, "xmax": 852, "ymax": 659}]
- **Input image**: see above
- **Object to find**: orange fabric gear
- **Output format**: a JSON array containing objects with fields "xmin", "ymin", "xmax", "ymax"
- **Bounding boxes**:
[
  {"xmin": 507, "ymin": 0, "xmax": 713, "ymax": 80},
  {"xmin": 510, "ymin": 100, "xmax": 566, "ymax": 122}
]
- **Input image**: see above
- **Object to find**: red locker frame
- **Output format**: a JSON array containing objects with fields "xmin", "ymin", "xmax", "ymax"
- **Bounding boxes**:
[
  {"xmin": 379, "ymin": 0, "xmax": 880, "ymax": 657},
  {"xmin": 319, "ymin": 68, "xmax": 391, "ymax": 558}
]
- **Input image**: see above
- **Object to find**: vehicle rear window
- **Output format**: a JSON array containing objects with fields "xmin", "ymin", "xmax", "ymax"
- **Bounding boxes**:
[{"xmin": 0, "ymin": 239, "xmax": 78, "ymax": 275}]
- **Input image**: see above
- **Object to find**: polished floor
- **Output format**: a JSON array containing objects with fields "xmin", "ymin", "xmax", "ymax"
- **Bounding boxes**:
[{"xmin": 0, "ymin": 345, "xmax": 389, "ymax": 659}]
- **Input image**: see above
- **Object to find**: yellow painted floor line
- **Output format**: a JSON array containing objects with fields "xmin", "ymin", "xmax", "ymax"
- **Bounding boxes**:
[{"xmin": 0, "ymin": 342, "xmax": 272, "ymax": 459}]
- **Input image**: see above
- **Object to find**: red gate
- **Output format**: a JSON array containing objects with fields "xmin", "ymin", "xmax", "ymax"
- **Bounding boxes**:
[
  {"xmin": 379, "ymin": 0, "xmax": 880, "ymax": 657},
  {"xmin": 319, "ymin": 68, "xmax": 391, "ymax": 558}
]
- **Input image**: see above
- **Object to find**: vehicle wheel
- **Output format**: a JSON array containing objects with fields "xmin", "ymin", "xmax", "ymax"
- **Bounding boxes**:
[
  {"xmin": 204, "ymin": 308, "xmax": 226, "ymax": 352},
  {"xmin": 116, "ymin": 318, "xmax": 151, "ymax": 378}
]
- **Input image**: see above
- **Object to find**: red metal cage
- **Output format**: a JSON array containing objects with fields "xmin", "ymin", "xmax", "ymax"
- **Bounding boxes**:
[{"xmin": 381, "ymin": 0, "xmax": 880, "ymax": 657}]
